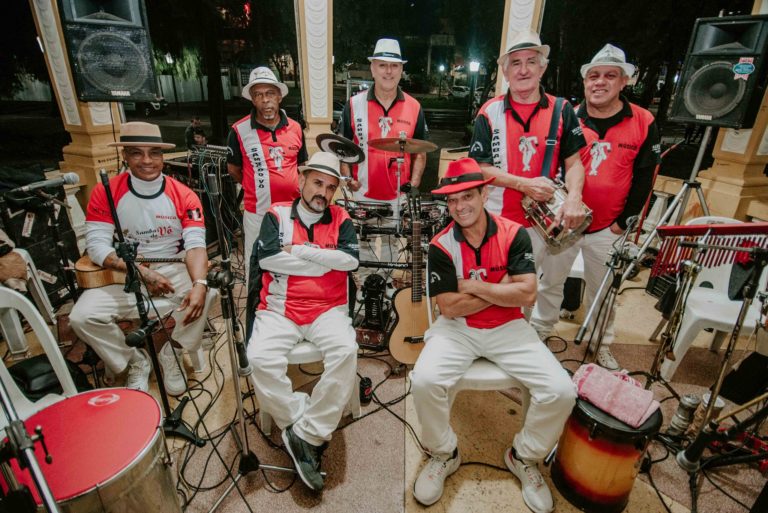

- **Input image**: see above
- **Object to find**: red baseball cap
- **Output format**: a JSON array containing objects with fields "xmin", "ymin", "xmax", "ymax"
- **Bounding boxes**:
[{"xmin": 431, "ymin": 158, "xmax": 495, "ymax": 195}]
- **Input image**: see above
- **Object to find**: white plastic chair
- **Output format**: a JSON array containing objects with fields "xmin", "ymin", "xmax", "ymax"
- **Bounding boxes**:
[
  {"xmin": 258, "ymin": 340, "xmax": 362, "ymax": 435},
  {"xmin": 660, "ymin": 217, "xmax": 768, "ymax": 380},
  {"xmin": 0, "ymin": 287, "xmax": 77, "ymax": 432}
]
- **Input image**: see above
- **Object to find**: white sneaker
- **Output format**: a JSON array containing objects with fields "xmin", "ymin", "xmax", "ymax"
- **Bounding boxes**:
[
  {"xmin": 504, "ymin": 447, "xmax": 553, "ymax": 513},
  {"xmin": 596, "ymin": 346, "xmax": 620, "ymax": 371},
  {"xmin": 413, "ymin": 448, "xmax": 461, "ymax": 506},
  {"xmin": 158, "ymin": 343, "xmax": 187, "ymax": 396},
  {"xmin": 124, "ymin": 349, "xmax": 151, "ymax": 392}
]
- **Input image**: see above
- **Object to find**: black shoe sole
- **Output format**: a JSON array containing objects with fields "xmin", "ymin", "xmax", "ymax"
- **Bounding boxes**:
[{"xmin": 281, "ymin": 429, "xmax": 322, "ymax": 491}]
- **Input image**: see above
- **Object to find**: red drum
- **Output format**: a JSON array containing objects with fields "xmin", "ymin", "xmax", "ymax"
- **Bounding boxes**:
[
  {"xmin": 335, "ymin": 199, "xmax": 393, "ymax": 221},
  {"xmin": 551, "ymin": 399, "xmax": 662, "ymax": 513},
  {"xmin": 2, "ymin": 389, "xmax": 181, "ymax": 513}
]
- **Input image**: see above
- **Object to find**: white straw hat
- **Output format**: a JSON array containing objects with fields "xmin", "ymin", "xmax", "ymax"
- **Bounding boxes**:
[
  {"xmin": 241, "ymin": 67, "xmax": 289, "ymax": 100},
  {"xmin": 299, "ymin": 152, "xmax": 342, "ymax": 180},
  {"xmin": 368, "ymin": 38, "xmax": 407, "ymax": 64},
  {"xmin": 580, "ymin": 44, "xmax": 636, "ymax": 78},
  {"xmin": 497, "ymin": 30, "xmax": 550, "ymax": 66}
]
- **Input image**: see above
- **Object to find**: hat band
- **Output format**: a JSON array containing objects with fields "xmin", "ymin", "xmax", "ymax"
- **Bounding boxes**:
[
  {"xmin": 439, "ymin": 172, "xmax": 485, "ymax": 186},
  {"xmin": 506, "ymin": 42, "xmax": 540, "ymax": 53},
  {"xmin": 120, "ymin": 135, "xmax": 164, "ymax": 144},
  {"xmin": 595, "ymin": 56, "xmax": 625, "ymax": 64},
  {"xmin": 307, "ymin": 163, "xmax": 340, "ymax": 176},
  {"xmin": 371, "ymin": 52, "xmax": 403, "ymax": 59}
]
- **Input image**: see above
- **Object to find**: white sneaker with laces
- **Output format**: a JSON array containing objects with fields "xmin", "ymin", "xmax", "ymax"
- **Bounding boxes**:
[
  {"xmin": 596, "ymin": 346, "xmax": 620, "ymax": 370},
  {"xmin": 124, "ymin": 349, "xmax": 151, "ymax": 392},
  {"xmin": 413, "ymin": 448, "xmax": 461, "ymax": 506},
  {"xmin": 158, "ymin": 342, "xmax": 187, "ymax": 396},
  {"xmin": 504, "ymin": 447, "xmax": 553, "ymax": 513}
]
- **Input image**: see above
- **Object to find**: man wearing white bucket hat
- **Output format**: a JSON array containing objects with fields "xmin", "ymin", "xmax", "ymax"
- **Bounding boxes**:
[
  {"xmin": 530, "ymin": 44, "xmax": 660, "ymax": 370},
  {"xmin": 338, "ymin": 38, "xmax": 428, "ymax": 283},
  {"xmin": 227, "ymin": 66, "xmax": 308, "ymax": 273},
  {"xmin": 247, "ymin": 151, "xmax": 359, "ymax": 492}
]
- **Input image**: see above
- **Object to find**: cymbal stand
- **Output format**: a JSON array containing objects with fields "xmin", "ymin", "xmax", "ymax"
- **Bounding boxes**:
[
  {"xmin": 98, "ymin": 170, "xmax": 203, "ymax": 446},
  {"xmin": 203, "ymin": 173, "xmax": 294, "ymax": 513},
  {"xmin": 0, "ymin": 367, "xmax": 59, "ymax": 513},
  {"xmin": 392, "ymin": 132, "xmax": 408, "ymax": 235}
]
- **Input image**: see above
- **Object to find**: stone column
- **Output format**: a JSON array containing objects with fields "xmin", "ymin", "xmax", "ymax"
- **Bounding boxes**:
[
  {"xmin": 294, "ymin": 0, "xmax": 333, "ymax": 156},
  {"xmin": 494, "ymin": 0, "xmax": 547, "ymax": 96},
  {"xmin": 29, "ymin": 0, "xmax": 123, "ymax": 209}
]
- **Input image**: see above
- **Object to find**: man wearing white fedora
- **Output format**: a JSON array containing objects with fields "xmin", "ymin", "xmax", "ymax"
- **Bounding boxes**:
[
  {"xmin": 227, "ymin": 66, "xmax": 308, "ymax": 274},
  {"xmin": 69, "ymin": 122, "xmax": 212, "ymax": 395},
  {"xmin": 530, "ymin": 44, "xmax": 660, "ymax": 370},
  {"xmin": 338, "ymin": 38, "xmax": 428, "ymax": 283},
  {"xmin": 247, "ymin": 152, "xmax": 359, "ymax": 492}
]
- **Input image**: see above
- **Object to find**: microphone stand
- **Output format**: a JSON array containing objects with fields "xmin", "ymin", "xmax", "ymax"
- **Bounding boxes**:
[
  {"xmin": 203, "ymin": 172, "xmax": 293, "ymax": 513},
  {"xmin": 98, "ymin": 170, "xmax": 203, "ymax": 446},
  {"xmin": 0, "ymin": 368, "xmax": 60, "ymax": 513}
]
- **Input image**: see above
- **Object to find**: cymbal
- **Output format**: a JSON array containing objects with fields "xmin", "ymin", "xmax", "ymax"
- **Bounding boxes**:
[
  {"xmin": 316, "ymin": 134, "xmax": 365, "ymax": 164},
  {"xmin": 368, "ymin": 137, "xmax": 438, "ymax": 154}
]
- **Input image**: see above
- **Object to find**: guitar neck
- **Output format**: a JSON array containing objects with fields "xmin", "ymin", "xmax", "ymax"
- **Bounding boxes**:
[{"xmin": 411, "ymin": 209, "xmax": 422, "ymax": 303}]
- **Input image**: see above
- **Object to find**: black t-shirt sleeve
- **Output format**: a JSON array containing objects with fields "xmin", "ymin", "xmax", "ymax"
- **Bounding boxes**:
[
  {"xmin": 506, "ymin": 228, "xmax": 536, "ymax": 276},
  {"xmin": 615, "ymin": 121, "xmax": 662, "ymax": 230},
  {"xmin": 414, "ymin": 107, "xmax": 428, "ymax": 140},
  {"xmin": 559, "ymin": 101, "xmax": 587, "ymax": 160},
  {"xmin": 256, "ymin": 211, "xmax": 281, "ymax": 260},
  {"xmin": 337, "ymin": 217, "xmax": 360, "ymax": 263},
  {"xmin": 469, "ymin": 114, "xmax": 493, "ymax": 164},
  {"xmin": 427, "ymin": 244, "xmax": 458, "ymax": 296},
  {"xmin": 340, "ymin": 101, "xmax": 353, "ymax": 140},
  {"xmin": 226, "ymin": 129, "xmax": 243, "ymax": 167},
  {"xmin": 298, "ymin": 130, "xmax": 309, "ymax": 164}
]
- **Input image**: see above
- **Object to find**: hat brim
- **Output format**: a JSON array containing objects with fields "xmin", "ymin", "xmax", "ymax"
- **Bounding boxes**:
[
  {"xmin": 431, "ymin": 177, "xmax": 495, "ymax": 196},
  {"xmin": 497, "ymin": 44, "xmax": 551, "ymax": 65},
  {"xmin": 108, "ymin": 141, "xmax": 175, "ymax": 149},
  {"xmin": 242, "ymin": 80, "xmax": 289, "ymax": 100},
  {"xmin": 368, "ymin": 56, "xmax": 407, "ymax": 64},
  {"xmin": 299, "ymin": 164, "xmax": 341, "ymax": 180},
  {"xmin": 580, "ymin": 61, "xmax": 636, "ymax": 78}
]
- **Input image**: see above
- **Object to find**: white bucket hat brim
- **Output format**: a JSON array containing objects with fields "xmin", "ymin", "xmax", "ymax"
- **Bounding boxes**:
[
  {"xmin": 368, "ymin": 38, "xmax": 407, "ymax": 64},
  {"xmin": 242, "ymin": 67, "xmax": 289, "ymax": 100},
  {"xmin": 299, "ymin": 152, "xmax": 342, "ymax": 180}
]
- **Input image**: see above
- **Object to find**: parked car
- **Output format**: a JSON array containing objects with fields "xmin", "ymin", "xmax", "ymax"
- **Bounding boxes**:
[
  {"xmin": 124, "ymin": 96, "xmax": 168, "ymax": 117},
  {"xmin": 450, "ymin": 86, "xmax": 470, "ymax": 98}
]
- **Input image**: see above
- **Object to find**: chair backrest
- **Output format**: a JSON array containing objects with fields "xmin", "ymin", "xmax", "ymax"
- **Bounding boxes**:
[
  {"xmin": 684, "ymin": 216, "xmax": 741, "ymax": 291},
  {"xmin": 0, "ymin": 287, "xmax": 77, "ymax": 430}
]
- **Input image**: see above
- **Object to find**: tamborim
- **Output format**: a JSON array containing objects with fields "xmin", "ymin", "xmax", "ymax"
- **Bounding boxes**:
[{"xmin": 522, "ymin": 181, "xmax": 592, "ymax": 252}]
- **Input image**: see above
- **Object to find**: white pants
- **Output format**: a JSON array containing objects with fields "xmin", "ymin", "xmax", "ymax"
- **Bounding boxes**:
[
  {"xmin": 243, "ymin": 210, "xmax": 264, "ymax": 277},
  {"xmin": 69, "ymin": 263, "xmax": 210, "ymax": 374},
  {"xmin": 530, "ymin": 227, "xmax": 620, "ymax": 345},
  {"xmin": 411, "ymin": 316, "xmax": 576, "ymax": 460},
  {"xmin": 248, "ymin": 307, "xmax": 357, "ymax": 446}
]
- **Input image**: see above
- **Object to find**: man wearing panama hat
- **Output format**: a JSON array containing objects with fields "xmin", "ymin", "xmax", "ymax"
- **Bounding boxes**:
[
  {"xmin": 69, "ymin": 122, "xmax": 211, "ymax": 396},
  {"xmin": 227, "ymin": 66, "xmax": 308, "ymax": 273},
  {"xmin": 530, "ymin": 44, "xmax": 661, "ymax": 370},
  {"xmin": 410, "ymin": 158, "xmax": 576, "ymax": 512},
  {"xmin": 247, "ymin": 151, "xmax": 359, "ymax": 492}
]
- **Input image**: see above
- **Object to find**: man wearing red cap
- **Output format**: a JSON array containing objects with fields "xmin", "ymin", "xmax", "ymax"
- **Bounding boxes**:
[{"xmin": 411, "ymin": 158, "xmax": 576, "ymax": 513}]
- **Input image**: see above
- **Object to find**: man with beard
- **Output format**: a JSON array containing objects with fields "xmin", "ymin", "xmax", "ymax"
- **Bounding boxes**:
[
  {"xmin": 227, "ymin": 67, "xmax": 308, "ymax": 273},
  {"xmin": 247, "ymin": 152, "xmax": 359, "ymax": 492}
]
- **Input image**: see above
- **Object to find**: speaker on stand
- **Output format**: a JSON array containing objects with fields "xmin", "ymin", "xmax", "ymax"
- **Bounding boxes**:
[
  {"xmin": 670, "ymin": 14, "xmax": 768, "ymax": 129},
  {"xmin": 58, "ymin": 0, "xmax": 158, "ymax": 102}
]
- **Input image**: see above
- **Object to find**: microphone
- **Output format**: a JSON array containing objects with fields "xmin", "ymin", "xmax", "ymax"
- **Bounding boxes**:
[
  {"xmin": 235, "ymin": 341, "xmax": 253, "ymax": 376},
  {"xmin": 11, "ymin": 173, "xmax": 80, "ymax": 193}
]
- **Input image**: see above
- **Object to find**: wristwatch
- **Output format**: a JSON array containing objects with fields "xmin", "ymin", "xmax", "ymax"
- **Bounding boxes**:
[{"xmin": 193, "ymin": 279, "xmax": 208, "ymax": 289}]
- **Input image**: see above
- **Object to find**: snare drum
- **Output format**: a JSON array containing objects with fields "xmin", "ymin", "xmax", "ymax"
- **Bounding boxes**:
[
  {"xmin": 3, "ymin": 389, "xmax": 181, "ymax": 513},
  {"xmin": 551, "ymin": 399, "xmax": 662, "ymax": 513},
  {"xmin": 336, "ymin": 199, "xmax": 393, "ymax": 221}
]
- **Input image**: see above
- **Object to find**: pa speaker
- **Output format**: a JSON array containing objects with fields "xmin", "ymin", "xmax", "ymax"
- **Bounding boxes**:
[
  {"xmin": 670, "ymin": 14, "xmax": 768, "ymax": 129},
  {"xmin": 58, "ymin": 0, "xmax": 157, "ymax": 102}
]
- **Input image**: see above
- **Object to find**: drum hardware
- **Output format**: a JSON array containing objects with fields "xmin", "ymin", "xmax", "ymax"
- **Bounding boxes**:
[
  {"xmin": 667, "ymin": 394, "xmax": 701, "ymax": 436},
  {"xmin": 522, "ymin": 180, "xmax": 592, "ymax": 253},
  {"xmin": 361, "ymin": 274, "xmax": 389, "ymax": 330},
  {"xmin": 97, "ymin": 170, "xmax": 203, "ymax": 447},
  {"xmin": 203, "ymin": 173, "xmax": 295, "ymax": 513},
  {"xmin": 316, "ymin": 133, "xmax": 365, "ymax": 164},
  {"xmin": 358, "ymin": 260, "xmax": 425, "ymax": 270}
]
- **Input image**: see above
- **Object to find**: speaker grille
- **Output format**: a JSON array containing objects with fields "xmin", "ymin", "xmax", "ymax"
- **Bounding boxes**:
[
  {"xmin": 76, "ymin": 32, "xmax": 150, "ymax": 93},
  {"xmin": 682, "ymin": 61, "xmax": 747, "ymax": 119}
]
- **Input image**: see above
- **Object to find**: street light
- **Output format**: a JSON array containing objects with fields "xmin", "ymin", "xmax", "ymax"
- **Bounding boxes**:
[
  {"xmin": 438, "ymin": 64, "xmax": 445, "ymax": 97},
  {"xmin": 468, "ymin": 60, "xmax": 480, "ymax": 115}
]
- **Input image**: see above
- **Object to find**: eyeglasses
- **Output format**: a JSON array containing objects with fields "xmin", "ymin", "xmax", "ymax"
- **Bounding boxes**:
[
  {"xmin": 125, "ymin": 149, "xmax": 164, "ymax": 160},
  {"xmin": 251, "ymin": 89, "xmax": 279, "ymax": 100}
]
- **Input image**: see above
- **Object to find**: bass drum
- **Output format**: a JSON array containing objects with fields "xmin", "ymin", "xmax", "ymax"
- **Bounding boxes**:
[
  {"xmin": 551, "ymin": 399, "xmax": 662, "ymax": 513},
  {"xmin": 2, "ymin": 389, "xmax": 181, "ymax": 513}
]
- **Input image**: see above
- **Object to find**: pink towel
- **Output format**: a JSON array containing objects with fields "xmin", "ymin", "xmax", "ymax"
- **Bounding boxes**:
[{"xmin": 572, "ymin": 364, "xmax": 660, "ymax": 428}]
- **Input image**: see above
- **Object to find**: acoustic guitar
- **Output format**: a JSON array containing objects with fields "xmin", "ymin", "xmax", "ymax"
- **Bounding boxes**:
[
  {"xmin": 74, "ymin": 255, "xmax": 184, "ymax": 289},
  {"xmin": 389, "ymin": 192, "xmax": 430, "ymax": 365}
]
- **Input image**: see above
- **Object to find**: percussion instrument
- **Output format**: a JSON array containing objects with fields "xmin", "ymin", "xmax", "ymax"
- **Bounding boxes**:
[
  {"xmin": 335, "ymin": 198, "xmax": 393, "ymax": 221},
  {"xmin": 316, "ymin": 133, "xmax": 365, "ymax": 164},
  {"xmin": 367, "ymin": 137, "xmax": 437, "ymax": 154},
  {"xmin": 522, "ymin": 181, "xmax": 592, "ymax": 252},
  {"xmin": 2, "ymin": 389, "xmax": 181, "ymax": 513},
  {"xmin": 552, "ymin": 399, "xmax": 662, "ymax": 513},
  {"xmin": 402, "ymin": 200, "xmax": 447, "ymax": 224}
]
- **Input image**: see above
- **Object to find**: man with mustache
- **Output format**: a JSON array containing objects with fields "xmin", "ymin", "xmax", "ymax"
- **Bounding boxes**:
[
  {"xmin": 227, "ymin": 67, "xmax": 308, "ymax": 274},
  {"xmin": 247, "ymin": 152, "xmax": 360, "ymax": 492}
]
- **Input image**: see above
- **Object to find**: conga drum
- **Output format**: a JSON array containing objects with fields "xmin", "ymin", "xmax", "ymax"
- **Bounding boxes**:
[
  {"xmin": 1, "ymin": 389, "xmax": 181, "ymax": 513},
  {"xmin": 551, "ymin": 399, "xmax": 662, "ymax": 513}
]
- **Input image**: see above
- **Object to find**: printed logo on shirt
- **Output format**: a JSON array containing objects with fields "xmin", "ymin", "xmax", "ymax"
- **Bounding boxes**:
[
  {"xmin": 519, "ymin": 136, "xmax": 538, "ymax": 172},
  {"xmin": 652, "ymin": 143, "xmax": 661, "ymax": 155},
  {"xmin": 588, "ymin": 141, "xmax": 611, "ymax": 176},
  {"xmin": 524, "ymin": 252, "xmax": 534, "ymax": 262},
  {"xmin": 571, "ymin": 126, "xmax": 583, "ymax": 136},
  {"xmin": 430, "ymin": 271, "xmax": 441, "ymax": 284},
  {"xmin": 379, "ymin": 116, "xmax": 393, "ymax": 137},
  {"xmin": 470, "ymin": 141, "xmax": 483, "ymax": 153},
  {"xmin": 269, "ymin": 146, "xmax": 285, "ymax": 170},
  {"xmin": 468, "ymin": 268, "xmax": 488, "ymax": 281},
  {"xmin": 186, "ymin": 208, "xmax": 202, "ymax": 221}
]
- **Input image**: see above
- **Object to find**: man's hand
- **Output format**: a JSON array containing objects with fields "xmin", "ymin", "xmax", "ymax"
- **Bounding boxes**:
[
  {"xmin": 178, "ymin": 284, "xmax": 206, "ymax": 325},
  {"xmin": 282, "ymin": 245, "xmax": 293, "ymax": 254},
  {"xmin": 610, "ymin": 222, "xmax": 624, "ymax": 235},
  {"xmin": 458, "ymin": 279, "xmax": 477, "ymax": 295},
  {"xmin": 142, "ymin": 268, "xmax": 174, "ymax": 297},
  {"xmin": 554, "ymin": 196, "xmax": 587, "ymax": 230},
  {"xmin": 519, "ymin": 177, "xmax": 555, "ymax": 202},
  {"xmin": 346, "ymin": 179, "xmax": 362, "ymax": 192}
]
